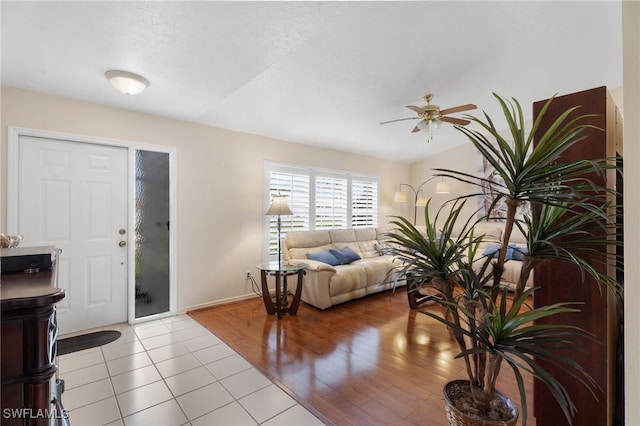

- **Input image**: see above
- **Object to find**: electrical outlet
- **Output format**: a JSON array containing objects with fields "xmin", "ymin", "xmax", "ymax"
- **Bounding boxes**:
[{"xmin": 245, "ymin": 270, "xmax": 251, "ymax": 279}]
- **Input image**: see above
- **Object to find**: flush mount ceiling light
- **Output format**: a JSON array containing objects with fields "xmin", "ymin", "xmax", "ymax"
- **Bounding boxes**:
[{"xmin": 105, "ymin": 70, "xmax": 149, "ymax": 95}]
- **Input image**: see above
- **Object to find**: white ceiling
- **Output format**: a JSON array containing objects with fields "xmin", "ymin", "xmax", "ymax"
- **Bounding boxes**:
[{"xmin": 1, "ymin": 1, "xmax": 622, "ymax": 163}]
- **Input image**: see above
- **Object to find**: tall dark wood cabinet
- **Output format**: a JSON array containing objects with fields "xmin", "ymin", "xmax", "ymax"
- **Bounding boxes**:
[
  {"xmin": 532, "ymin": 86, "xmax": 623, "ymax": 426},
  {"xmin": 1, "ymin": 248, "xmax": 66, "ymax": 425}
]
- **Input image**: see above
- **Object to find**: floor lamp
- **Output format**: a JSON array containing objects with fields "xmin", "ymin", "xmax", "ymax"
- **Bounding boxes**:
[
  {"xmin": 394, "ymin": 178, "xmax": 450, "ymax": 224},
  {"xmin": 265, "ymin": 194, "xmax": 293, "ymax": 266}
]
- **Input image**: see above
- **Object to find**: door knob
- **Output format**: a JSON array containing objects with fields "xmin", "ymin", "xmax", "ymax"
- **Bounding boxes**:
[{"xmin": 119, "ymin": 241, "xmax": 127, "ymax": 247}]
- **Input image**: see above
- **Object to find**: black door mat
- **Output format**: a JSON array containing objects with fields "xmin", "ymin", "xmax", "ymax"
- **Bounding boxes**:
[{"xmin": 57, "ymin": 330, "xmax": 121, "ymax": 356}]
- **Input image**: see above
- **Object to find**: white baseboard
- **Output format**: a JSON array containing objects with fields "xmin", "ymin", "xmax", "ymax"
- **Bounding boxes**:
[{"xmin": 178, "ymin": 293, "xmax": 261, "ymax": 314}]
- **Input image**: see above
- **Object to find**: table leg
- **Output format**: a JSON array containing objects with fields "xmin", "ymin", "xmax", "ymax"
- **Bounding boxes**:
[
  {"xmin": 282, "ymin": 273, "xmax": 289, "ymax": 309},
  {"xmin": 275, "ymin": 271, "xmax": 283, "ymax": 319},
  {"xmin": 287, "ymin": 270, "xmax": 305, "ymax": 315},
  {"xmin": 261, "ymin": 270, "xmax": 275, "ymax": 315}
]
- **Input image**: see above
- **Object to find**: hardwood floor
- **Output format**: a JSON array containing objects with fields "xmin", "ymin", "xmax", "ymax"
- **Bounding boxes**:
[{"xmin": 189, "ymin": 289, "xmax": 536, "ymax": 425}]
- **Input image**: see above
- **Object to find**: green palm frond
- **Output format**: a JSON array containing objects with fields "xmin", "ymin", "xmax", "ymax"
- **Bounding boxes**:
[
  {"xmin": 421, "ymin": 288, "xmax": 597, "ymax": 425},
  {"xmin": 434, "ymin": 93, "xmax": 617, "ymax": 207},
  {"xmin": 387, "ymin": 93, "xmax": 622, "ymax": 426},
  {"xmin": 518, "ymin": 202, "xmax": 623, "ymax": 295},
  {"xmin": 387, "ymin": 199, "xmax": 482, "ymax": 283}
]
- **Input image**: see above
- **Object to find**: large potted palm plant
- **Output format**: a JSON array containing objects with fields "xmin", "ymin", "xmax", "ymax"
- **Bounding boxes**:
[{"xmin": 387, "ymin": 93, "xmax": 622, "ymax": 425}]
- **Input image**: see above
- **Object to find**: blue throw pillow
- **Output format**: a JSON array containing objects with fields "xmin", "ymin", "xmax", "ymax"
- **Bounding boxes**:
[
  {"xmin": 483, "ymin": 243, "xmax": 500, "ymax": 258},
  {"xmin": 306, "ymin": 250, "xmax": 340, "ymax": 266},
  {"xmin": 329, "ymin": 247, "xmax": 362, "ymax": 265},
  {"xmin": 511, "ymin": 245, "xmax": 528, "ymax": 261},
  {"xmin": 482, "ymin": 243, "xmax": 515, "ymax": 261}
]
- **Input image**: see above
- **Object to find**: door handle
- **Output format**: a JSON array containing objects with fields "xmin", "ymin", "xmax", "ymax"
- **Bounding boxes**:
[{"xmin": 119, "ymin": 241, "xmax": 127, "ymax": 247}]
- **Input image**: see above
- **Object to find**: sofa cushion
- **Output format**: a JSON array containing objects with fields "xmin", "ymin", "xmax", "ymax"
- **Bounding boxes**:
[
  {"xmin": 285, "ymin": 230, "xmax": 332, "ymax": 260},
  {"xmin": 329, "ymin": 229, "xmax": 356, "ymax": 244},
  {"xmin": 286, "ymin": 229, "xmax": 331, "ymax": 247},
  {"xmin": 354, "ymin": 227, "xmax": 378, "ymax": 241},
  {"xmin": 376, "ymin": 226, "xmax": 395, "ymax": 241},
  {"xmin": 356, "ymin": 239, "xmax": 379, "ymax": 258},
  {"xmin": 354, "ymin": 256, "xmax": 396, "ymax": 286},
  {"xmin": 474, "ymin": 222, "xmax": 503, "ymax": 243},
  {"xmin": 501, "ymin": 260, "xmax": 533, "ymax": 288},
  {"xmin": 508, "ymin": 226, "xmax": 528, "ymax": 244},
  {"xmin": 306, "ymin": 250, "xmax": 340, "ymax": 266},
  {"xmin": 330, "ymin": 247, "xmax": 362, "ymax": 264},
  {"xmin": 353, "ymin": 228, "xmax": 379, "ymax": 258},
  {"xmin": 328, "ymin": 265, "xmax": 367, "ymax": 296}
]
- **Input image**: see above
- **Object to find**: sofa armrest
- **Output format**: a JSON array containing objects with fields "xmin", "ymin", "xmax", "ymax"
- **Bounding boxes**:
[
  {"xmin": 291, "ymin": 258, "xmax": 337, "ymax": 273},
  {"xmin": 288, "ymin": 258, "xmax": 336, "ymax": 309}
]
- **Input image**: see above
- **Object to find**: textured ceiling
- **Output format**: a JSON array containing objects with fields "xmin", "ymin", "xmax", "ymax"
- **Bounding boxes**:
[{"xmin": 1, "ymin": 1, "xmax": 623, "ymax": 163}]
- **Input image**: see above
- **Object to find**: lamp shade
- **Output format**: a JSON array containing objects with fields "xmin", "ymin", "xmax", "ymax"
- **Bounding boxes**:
[
  {"xmin": 393, "ymin": 191, "xmax": 408, "ymax": 203},
  {"xmin": 416, "ymin": 196, "xmax": 429, "ymax": 207},
  {"xmin": 266, "ymin": 194, "xmax": 293, "ymax": 216},
  {"xmin": 435, "ymin": 181, "xmax": 450, "ymax": 194},
  {"xmin": 105, "ymin": 70, "xmax": 149, "ymax": 95}
]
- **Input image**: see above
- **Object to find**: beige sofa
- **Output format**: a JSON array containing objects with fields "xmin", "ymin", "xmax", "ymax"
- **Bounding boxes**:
[
  {"xmin": 282, "ymin": 222, "xmax": 532, "ymax": 310},
  {"xmin": 282, "ymin": 227, "xmax": 404, "ymax": 309}
]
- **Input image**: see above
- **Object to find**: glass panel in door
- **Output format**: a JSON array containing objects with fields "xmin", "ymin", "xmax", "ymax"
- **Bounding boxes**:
[{"xmin": 135, "ymin": 150, "xmax": 170, "ymax": 318}]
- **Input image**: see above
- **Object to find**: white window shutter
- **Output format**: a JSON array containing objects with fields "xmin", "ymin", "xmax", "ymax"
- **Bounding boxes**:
[{"xmin": 264, "ymin": 162, "xmax": 378, "ymax": 259}]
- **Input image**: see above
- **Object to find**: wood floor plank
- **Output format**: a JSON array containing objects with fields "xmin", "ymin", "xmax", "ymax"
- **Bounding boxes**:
[{"xmin": 189, "ymin": 289, "xmax": 536, "ymax": 425}]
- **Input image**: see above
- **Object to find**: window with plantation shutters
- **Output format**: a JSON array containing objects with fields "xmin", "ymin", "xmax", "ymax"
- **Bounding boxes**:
[
  {"xmin": 264, "ymin": 162, "xmax": 378, "ymax": 259},
  {"xmin": 352, "ymin": 177, "xmax": 378, "ymax": 228},
  {"xmin": 315, "ymin": 174, "xmax": 348, "ymax": 229},
  {"xmin": 267, "ymin": 170, "xmax": 310, "ymax": 256}
]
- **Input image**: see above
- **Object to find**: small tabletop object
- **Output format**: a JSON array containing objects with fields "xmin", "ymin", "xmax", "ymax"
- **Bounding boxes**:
[{"xmin": 256, "ymin": 261, "xmax": 307, "ymax": 319}]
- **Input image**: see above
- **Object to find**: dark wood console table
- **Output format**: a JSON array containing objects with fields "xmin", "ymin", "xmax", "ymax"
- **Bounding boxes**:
[
  {"xmin": 1, "ymin": 248, "xmax": 67, "ymax": 425},
  {"xmin": 256, "ymin": 261, "xmax": 306, "ymax": 319}
]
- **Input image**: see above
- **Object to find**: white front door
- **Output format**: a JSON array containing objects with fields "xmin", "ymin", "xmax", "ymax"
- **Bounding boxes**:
[{"xmin": 16, "ymin": 136, "xmax": 128, "ymax": 334}]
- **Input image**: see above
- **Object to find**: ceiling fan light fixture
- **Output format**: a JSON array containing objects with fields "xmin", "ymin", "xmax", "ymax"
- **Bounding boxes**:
[
  {"xmin": 416, "ymin": 119, "xmax": 430, "ymax": 131},
  {"xmin": 105, "ymin": 70, "xmax": 149, "ymax": 95}
]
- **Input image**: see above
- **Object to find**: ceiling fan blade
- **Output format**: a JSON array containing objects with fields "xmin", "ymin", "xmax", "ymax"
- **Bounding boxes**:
[
  {"xmin": 439, "ymin": 104, "xmax": 477, "ymax": 115},
  {"xmin": 405, "ymin": 105, "xmax": 425, "ymax": 114},
  {"xmin": 411, "ymin": 121, "xmax": 426, "ymax": 133},
  {"xmin": 380, "ymin": 117, "xmax": 420, "ymax": 125},
  {"xmin": 440, "ymin": 116, "xmax": 471, "ymax": 126}
]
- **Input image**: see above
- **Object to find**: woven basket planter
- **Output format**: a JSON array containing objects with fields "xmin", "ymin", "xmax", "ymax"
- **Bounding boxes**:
[{"xmin": 443, "ymin": 380, "xmax": 518, "ymax": 426}]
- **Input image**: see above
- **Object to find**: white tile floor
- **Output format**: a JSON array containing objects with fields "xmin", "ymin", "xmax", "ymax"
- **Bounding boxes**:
[{"xmin": 57, "ymin": 315, "xmax": 324, "ymax": 426}]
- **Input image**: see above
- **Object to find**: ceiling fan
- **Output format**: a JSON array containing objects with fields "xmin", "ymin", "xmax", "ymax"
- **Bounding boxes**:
[{"xmin": 381, "ymin": 94, "xmax": 477, "ymax": 140}]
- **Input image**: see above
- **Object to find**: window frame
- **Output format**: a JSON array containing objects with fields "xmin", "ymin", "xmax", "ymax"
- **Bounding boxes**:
[{"xmin": 263, "ymin": 161, "xmax": 379, "ymax": 261}]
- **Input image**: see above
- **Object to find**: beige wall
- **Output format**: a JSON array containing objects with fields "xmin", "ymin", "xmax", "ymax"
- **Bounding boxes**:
[
  {"xmin": 408, "ymin": 142, "xmax": 481, "ymax": 228},
  {"xmin": 0, "ymin": 86, "xmax": 409, "ymax": 312}
]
